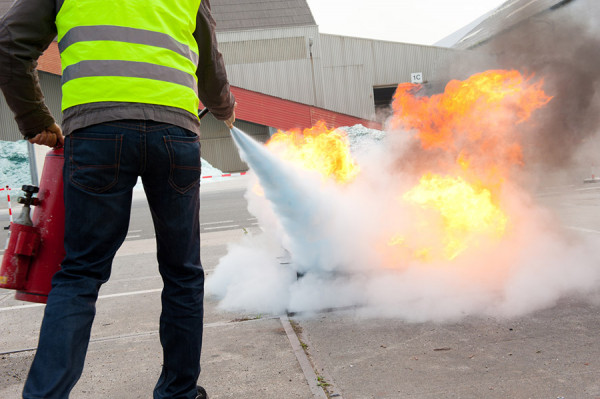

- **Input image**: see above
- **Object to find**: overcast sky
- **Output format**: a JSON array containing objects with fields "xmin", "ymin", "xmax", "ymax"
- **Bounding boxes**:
[{"xmin": 305, "ymin": 0, "xmax": 508, "ymax": 45}]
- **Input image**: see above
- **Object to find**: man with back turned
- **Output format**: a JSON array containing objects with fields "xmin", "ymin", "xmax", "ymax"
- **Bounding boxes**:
[{"xmin": 0, "ymin": 1, "xmax": 236, "ymax": 398}]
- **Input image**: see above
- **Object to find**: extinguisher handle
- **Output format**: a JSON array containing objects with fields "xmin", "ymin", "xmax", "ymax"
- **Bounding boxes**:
[{"xmin": 198, "ymin": 108, "xmax": 209, "ymax": 120}]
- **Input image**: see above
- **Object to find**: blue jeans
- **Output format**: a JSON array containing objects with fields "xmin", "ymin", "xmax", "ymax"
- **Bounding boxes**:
[{"xmin": 23, "ymin": 121, "xmax": 204, "ymax": 399}]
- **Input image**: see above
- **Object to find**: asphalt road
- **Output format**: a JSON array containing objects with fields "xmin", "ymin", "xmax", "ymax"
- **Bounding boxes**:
[
  {"xmin": 3, "ymin": 178, "xmax": 599, "ymax": 250},
  {"xmin": 536, "ymin": 182, "xmax": 600, "ymax": 235},
  {"xmin": 0, "ymin": 177, "xmax": 255, "ymax": 255},
  {"xmin": 1, "ymin": 178, "xmax": 600, "ymax": 398}
]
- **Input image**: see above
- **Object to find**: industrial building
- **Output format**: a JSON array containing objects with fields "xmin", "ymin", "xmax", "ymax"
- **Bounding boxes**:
[
  {"xmin": 2, "ymin": 0, "xmax": 590, "ymax": 173},
  {"xmin": 0, "ymin": 0, "xmax": 463, "ymax": 173}
]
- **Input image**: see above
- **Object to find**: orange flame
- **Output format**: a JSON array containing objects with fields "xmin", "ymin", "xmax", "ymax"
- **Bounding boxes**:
[
  {"xmin": 391, "ymin": 69, "xmax": 552, "ymax": 189},
  {"xmin": 266, "ymin": 121, "xmax": 359, "ymax": 183},
  {"xmin": 385, "ymin": 70, "xmax": 552, "ymax": 263},
  {"xmin": 253, "ymin": 70, "xmax": 551, "ymax": 265}
]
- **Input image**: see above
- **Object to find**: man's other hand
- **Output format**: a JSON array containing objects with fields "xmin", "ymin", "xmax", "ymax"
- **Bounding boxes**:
[
  {"xmin": 28, "ymin": 123, "xmax": 64, "ymax": 147},
  {"xmin": 224, "ymin": 102, "xmax": 237, "ymax": 129}
]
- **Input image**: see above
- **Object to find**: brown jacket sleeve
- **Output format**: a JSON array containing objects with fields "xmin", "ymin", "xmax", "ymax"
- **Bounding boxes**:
[
  {"xmin": 194, "ymin": 0, "xmax": 236, "ymax": 121},
  {"xmin": 0, "ymin": 0, "xmax": 58, "ymax": 139}
]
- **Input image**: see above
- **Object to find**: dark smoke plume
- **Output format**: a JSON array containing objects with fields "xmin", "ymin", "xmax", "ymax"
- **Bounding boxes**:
[
  {"xmin": 478, "ymin": 0, "xmax": 600, "ymax": 171},
  {"xmin": 394, "ymin": 1, "xmax": 600, "ymax": 180}
]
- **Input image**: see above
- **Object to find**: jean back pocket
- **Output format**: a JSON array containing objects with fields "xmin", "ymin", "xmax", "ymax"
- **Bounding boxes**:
[
  {"xmin": 164, "ymin": 135, "xmax": 201, "ymax": 194},
  {"xmin": 69, "ymin": 133, "xmax": 123, "ymax": 193}
]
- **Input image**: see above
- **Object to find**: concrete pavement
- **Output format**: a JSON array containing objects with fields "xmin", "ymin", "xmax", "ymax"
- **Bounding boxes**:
[
  {"xmin": 1, "ymin": 230, "xmax": 315, "ymax": 399},
  {"xmin": 1, "ymin": 182, "xmax": 600, "ymax": 398}
]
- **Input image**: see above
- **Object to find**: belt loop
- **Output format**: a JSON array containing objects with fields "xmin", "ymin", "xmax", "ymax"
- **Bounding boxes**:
[{"xmin": 139, "ymin": 129, "xmax": 147, "ymax": 175}]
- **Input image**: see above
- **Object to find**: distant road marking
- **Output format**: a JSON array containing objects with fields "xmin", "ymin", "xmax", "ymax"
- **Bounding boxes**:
[
  {"xmin": 1, "ymin": 316, "xmax": 280, "ymax": 355},
  {"xmin": 201, "ymin": 220, "xmax": 234, "ymax": 226},
  {"xmin": 110, "ymin": 275, "xmax": 160, "ymax": 284},
  {"xmin": 0, "ymin": 288, "xmax": 163, "ymax": 312},
  {"xmin": 203, "ymin": 225, "xmax": 239, "ymax": 231},
  {"xmin": 537, "ymin": 184, "xmax": 600, "ymax": 197},
  {"xmin": 535, "ymin": 191, "xmax": 568, "ymax": 197},
  {"xmin": 565, "ymin": 226, "xmax": 600, "ymax": 235},
  {"xmin": 575, "ymin": 186, "xmax": 600, "ymax": 192},
  {"xmin": 126, "ymin": 229, "xmax": 142, "ymax": 239},
  {"xmin": 0, "ymin": 302, "xmax": 43, "ymax": 312},
  {"xmin": 98, "ymin": 288, "xmax": 162, "ymax": 299}
]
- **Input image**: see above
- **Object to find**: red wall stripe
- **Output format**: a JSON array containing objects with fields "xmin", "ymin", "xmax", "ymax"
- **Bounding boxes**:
[{"xmin": 227, "ymin": 86, "xmax": 381, "ymax": 131}]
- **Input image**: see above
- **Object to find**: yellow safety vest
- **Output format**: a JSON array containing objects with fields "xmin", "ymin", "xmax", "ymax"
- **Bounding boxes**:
[{"xmin": 56, "ymin": 0, "xmax": 202, "ymax": 116}]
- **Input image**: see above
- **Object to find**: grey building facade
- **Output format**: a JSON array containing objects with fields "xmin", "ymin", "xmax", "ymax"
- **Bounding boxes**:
[{"xmin": 1, "ymin": 0, "xmax": 471, "ymax": 173}]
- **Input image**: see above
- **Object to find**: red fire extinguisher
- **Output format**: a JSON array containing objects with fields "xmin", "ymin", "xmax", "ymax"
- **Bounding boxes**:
[
  {"xmin": 0, "ymin": 147, "xmax": 65, "ymax": 303},
  {"xmin": 0, "ymin": 109, "xmax": 209, "ymax": 303}
]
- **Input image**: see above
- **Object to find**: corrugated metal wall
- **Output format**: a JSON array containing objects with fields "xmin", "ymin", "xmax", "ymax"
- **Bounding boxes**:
[
  {"xmin": 217, "ymin": 27, "xmax": 463, "ymax": 122},
  {"xmin": 321, "ymin": 63, "xmax": 373, "ymax": 121},
  {"xmin": 319, "ymin": 35, "xmax": 463, "ymax": 120},
  {"xmin": 220, "ymin": 36, "xmax": 307, "ymax": 64},
  {"xmin": 1, "ymin": 72, "xmax": 62, "ymax": 142},
  {"xmin": 0, "ymin": 98, "xmax": 20, "ymax": 142},
  {"xmin": 217, "ymin": 26, "xmax": 326, "ymax": 108},
  {"xmin": 40, "ymin": 72, "xmax": 63, "ymax": 125}
]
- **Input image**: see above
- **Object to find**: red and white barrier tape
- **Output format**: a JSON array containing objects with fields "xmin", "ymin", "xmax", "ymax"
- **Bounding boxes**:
[
  {"xmin": 202, "ymin": 172, "xmax": 247, "ymax": 179},
  {"xmin": 4, "ymin": 185, "xmax": 12, "ymax": 223}
]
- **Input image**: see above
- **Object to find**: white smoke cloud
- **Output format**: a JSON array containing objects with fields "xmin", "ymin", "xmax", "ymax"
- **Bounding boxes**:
[
  {"xmin": 205, "ymin": 126, "xmax": 600, "ymax": 320},
  {"xmin": 207, "ymin": 234, "xmax": 296, "ymax": 315},
  {"xmin": 207, "ymin": 3, "xmax": 600, "ymax": 320}
]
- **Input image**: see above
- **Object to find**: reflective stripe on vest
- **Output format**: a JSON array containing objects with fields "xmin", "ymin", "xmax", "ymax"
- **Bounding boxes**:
[{"xmin": 56, "ymin": 0, "xmax": 202, "ymax": 116}]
